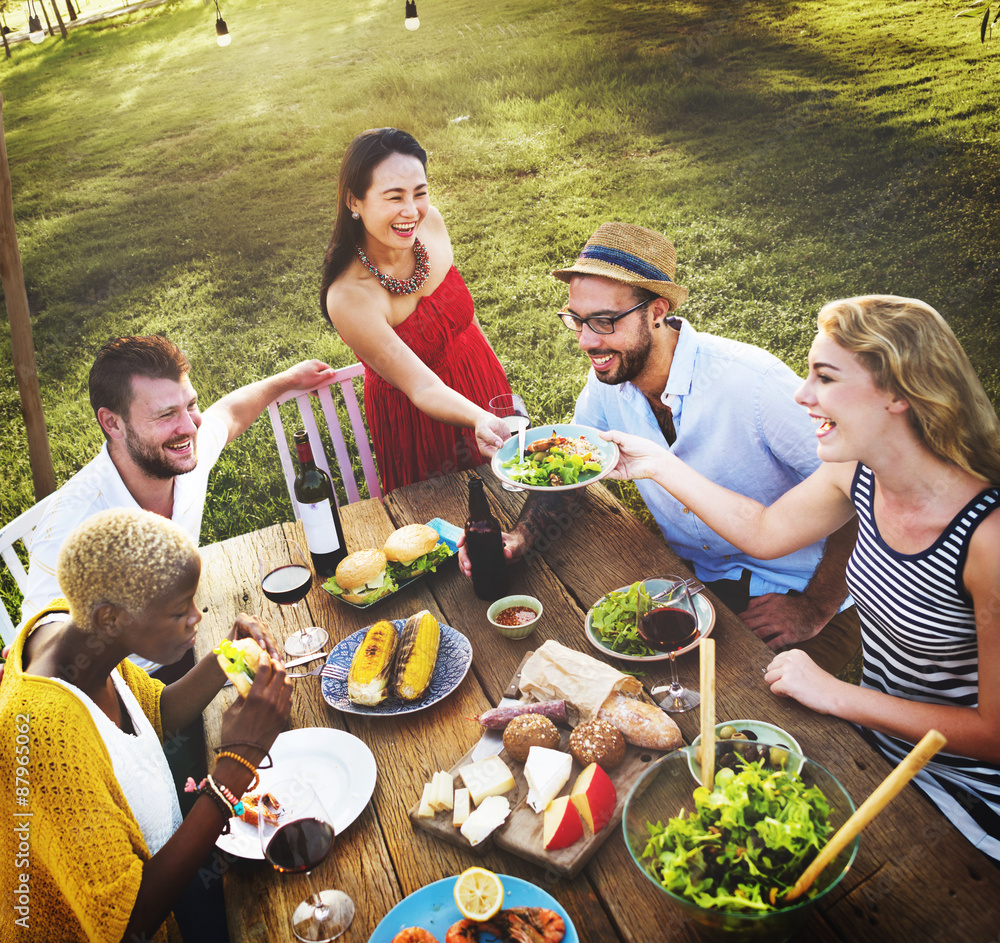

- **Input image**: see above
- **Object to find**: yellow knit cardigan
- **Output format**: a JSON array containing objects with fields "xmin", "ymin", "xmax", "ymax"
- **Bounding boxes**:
[{"xmin": 0, "ymin": 605, "xmax": 183, "ymax": 943}]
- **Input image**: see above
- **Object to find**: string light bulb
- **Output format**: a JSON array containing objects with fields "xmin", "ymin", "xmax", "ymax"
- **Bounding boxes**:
[
  {"xmin": 404, "ymin": 1, "xmax": 419, "ymax": 31},
  {"xmin": 214, "ymin": 1, "xmax": 231, "ymax": 46}
]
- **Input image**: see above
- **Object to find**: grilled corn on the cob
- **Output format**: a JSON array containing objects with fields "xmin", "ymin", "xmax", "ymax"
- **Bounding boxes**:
[
  {"xmin": 392, "ymin": 610, "xmax": 440, "ymax": 701},
  {"xmin": 348, "ymin": 620, "xmax": 398, "ymax": 706}
]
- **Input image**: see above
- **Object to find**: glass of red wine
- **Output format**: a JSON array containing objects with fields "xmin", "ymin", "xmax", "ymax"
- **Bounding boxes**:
[
  {"xmin": 258, "ymin": 538, "xmax": 328, "ymax": 658},
  {"xmin": 638, "ymin": 577, "xmax": 701, "ymax": 713},
  {"xmin": 257, "ymin": 778, "xmax": 355, "ymax": 941}
]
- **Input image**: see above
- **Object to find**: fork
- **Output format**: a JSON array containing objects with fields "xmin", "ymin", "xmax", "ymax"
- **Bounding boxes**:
[{"xmin": 287, "ymin": 664, "xmax": 327, "ymax": 680}]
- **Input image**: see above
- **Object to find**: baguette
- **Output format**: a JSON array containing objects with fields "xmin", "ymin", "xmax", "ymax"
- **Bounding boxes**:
[{"xmin": 597, "ymin": 692, "xmax": 682, "ymax": 751}]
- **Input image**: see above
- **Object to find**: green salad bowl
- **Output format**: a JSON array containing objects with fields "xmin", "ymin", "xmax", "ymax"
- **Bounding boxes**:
[{"xmin": 623, "ymin": 743, "xmax": 858, "ymax": 942}]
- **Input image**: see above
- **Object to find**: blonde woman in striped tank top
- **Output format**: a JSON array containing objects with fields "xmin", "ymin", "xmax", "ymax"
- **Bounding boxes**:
[{"xmin": 601, "ymin": 295, "xmax": 1000, "ymax": 862}]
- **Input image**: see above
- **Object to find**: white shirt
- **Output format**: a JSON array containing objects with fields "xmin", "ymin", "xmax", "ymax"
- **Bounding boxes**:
[
  {"xmin": 51, "ymin": 669, "xmax": 183, "ymax": 856},
  {"xmin": 22, "ymin": 412, "xmax": 228, "ymax": 670}
]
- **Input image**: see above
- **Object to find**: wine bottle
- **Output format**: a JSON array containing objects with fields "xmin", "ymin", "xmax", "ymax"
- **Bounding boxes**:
[
  {"xmin": 293, "ymin": 430, "xmax": 348, "ymax": 578},
  {"xmin": 465, "ymin": 475, "xmax": 509, "ymax": 601}
]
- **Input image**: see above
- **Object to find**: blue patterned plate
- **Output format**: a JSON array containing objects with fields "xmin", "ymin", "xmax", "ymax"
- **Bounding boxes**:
[{"xmin": 320, "ymin": 620, "xmax": 473, "ymax": 715}]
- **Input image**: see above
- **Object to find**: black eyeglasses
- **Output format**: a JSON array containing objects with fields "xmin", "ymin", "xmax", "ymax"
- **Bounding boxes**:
[{"xmin": 556, "ymin": 298, "xmax": 650, "ymax": 334}]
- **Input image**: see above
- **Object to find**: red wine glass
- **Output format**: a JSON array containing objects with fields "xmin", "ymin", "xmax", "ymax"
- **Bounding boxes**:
[
  {"xmin": 638, "ymin": 577, "xmax": 701, "ymax": 713},
  {"xmin": 257, "ymin": 778, "xmax": 354, "ymax": 941},
  {"xmin": 258, "ymin": 538, "xmax": 328, "ymax": 658}
]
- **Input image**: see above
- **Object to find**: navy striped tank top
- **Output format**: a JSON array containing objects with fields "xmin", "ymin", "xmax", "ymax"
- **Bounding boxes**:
[{"xmin": 847, "ymin": 463, "xmax": 1000, "ymax": 861}]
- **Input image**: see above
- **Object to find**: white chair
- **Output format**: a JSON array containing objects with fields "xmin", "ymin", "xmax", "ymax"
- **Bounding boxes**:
[
  {"xmin": 0, "ymin": 493, "xmax": 55, "ymax": 647},
  {"xmin": 267, "ymin": 363, "xmax": 383, "ymax": 517}
]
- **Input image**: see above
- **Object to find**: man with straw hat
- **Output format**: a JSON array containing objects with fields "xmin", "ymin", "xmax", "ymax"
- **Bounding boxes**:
[{"xmin": 463, "ymin": 222, "xmax": 860, "ymax": 675}]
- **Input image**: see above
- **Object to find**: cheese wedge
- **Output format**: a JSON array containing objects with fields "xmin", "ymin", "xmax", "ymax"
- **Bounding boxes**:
[
  {"xmin": 430, "ymin": 770, "xmax": 454, "ymax": 812},
  {"xmin": 453, "ymin": 787, "xmax": 471, "ymax": 827},
  {"xmin": 416, "ymin": 781, "xmax": 435, "ymax": 818},
  {"xmin": 458, "ymin": 755, "xmax": 515, "ymax": 806},
  {"xmin": 460, "ymin": 795, "xmax": 510, "ymax": 846},
  {"xmin": 524, "ymin": 746, "xmax": 573, "ymax": 814}
]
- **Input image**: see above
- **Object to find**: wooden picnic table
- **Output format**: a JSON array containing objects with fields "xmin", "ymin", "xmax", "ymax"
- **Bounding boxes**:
[{"xmin": 193, "ymin": 466, "xmax": 1000, "ymax": 942}]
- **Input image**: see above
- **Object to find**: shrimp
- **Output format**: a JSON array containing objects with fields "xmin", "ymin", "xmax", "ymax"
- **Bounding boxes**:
[
  {"xmin": 489, "ymin": 908, "xmax": 566, "ymax": 943},
  {"xmin": 444, "ymin": 920, "xmax": 482, "ymax": 943},
  {"xmin": 446, "ymin": 909, "xmax": 565, "ymax": 943},
  {"xmin": 391, "ymin": 930, "xmax": 439, "ymax": 943}
]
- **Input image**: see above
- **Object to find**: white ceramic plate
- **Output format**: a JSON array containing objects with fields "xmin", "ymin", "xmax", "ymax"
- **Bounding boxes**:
[
  {"xmin": 490, "ymin": 422, "xmax": 619, "ymax": 492},
  {"xmin": 584, "ymin": 586, "xmax": 716, "ymax": 662},
  {"xmin": 215, "ymin": 727, "xmax": 377, "ymax": 860},
  {"xmin": 689, "ymin": 719, "xmax": 805, "ymax": 784},
  {"xmin": 321, "ymin": 621, "xmax": 473, "ymax": 716},
  {"xmin": 368, "ymin": 874, "xmax": 579, "ymax": 943}
]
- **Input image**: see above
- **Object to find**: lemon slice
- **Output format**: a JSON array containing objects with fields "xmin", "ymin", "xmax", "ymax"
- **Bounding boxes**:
[{"xmin": 453, "ymin": 867, "xmax": 504, "ymax": 921}]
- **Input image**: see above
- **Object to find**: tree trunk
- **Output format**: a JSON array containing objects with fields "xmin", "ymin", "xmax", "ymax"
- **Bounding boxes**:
[
  {"xmin": 0, "ymin": 95, "xmax": 56, "ymax": 501},
  {"xmin": 49, "ymin": 0, "xmax": 67, "ymax": 38},
  {"xmin": 65, "ymin": 0, "xmax": 77, "ymax": 22}
]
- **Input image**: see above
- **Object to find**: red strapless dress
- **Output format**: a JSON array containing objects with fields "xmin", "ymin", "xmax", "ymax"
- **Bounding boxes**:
[{"xmin": 360, "ymin": 265, "xmax": 511, "ymax": 493}]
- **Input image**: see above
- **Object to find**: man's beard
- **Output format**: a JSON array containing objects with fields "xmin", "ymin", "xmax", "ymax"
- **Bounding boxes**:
[
  {"xmin": 592, "ymin": 319, "xmax": 654, "ymax": 385},
  {"xmin": 124, "ymin": 429, "xmax": 198, "ymax": 480}
]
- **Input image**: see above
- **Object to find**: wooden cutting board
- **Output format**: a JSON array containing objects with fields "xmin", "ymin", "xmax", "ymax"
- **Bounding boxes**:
[{"xmin": 408, "ymin": 653, "xmax": 668, "ymax": 878}]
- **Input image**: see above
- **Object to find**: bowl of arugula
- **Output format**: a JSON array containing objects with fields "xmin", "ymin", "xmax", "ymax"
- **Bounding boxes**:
[
  {"xmin": 623, "ymin": 743, "xmax": 858, "ymax": 941},
  {"xmin": 584, "ymin": 580, "xmax": 715, "ymax": 663}
]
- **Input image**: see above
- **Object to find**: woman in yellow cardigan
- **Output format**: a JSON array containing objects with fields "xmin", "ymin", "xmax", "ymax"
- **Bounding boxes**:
[{"xmin": 0, "ymin": 508, "xmax": 292, "ymax": 943}]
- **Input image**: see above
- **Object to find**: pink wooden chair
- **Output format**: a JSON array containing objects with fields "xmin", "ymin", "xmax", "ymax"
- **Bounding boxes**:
[{"xmin": 266, "ymin": 363, "xmax": 383, "ymax": 515}]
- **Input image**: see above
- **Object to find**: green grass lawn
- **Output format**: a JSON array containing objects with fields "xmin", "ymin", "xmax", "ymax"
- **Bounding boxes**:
[{"xmin": 1, "ymin": 0, "xmax": 998, "ymax": 626}]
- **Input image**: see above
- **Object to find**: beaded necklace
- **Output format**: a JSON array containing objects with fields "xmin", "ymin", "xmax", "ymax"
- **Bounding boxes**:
[{"xmin": 355, "ymin": 238, "xmax": 430, "ymax": 295}]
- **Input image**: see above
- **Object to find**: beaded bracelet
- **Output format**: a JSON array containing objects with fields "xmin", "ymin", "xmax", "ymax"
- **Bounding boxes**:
[
  {"xmin": 215, "ymin": 740, "xmax": 274, "ymax": 769},
  {"xmin": 184, "ymin": 774, "xmax": 244, "ymax": 833},
  {"xmin": 207, "ymin": 776, "xmax": 245, "ymax": 817},
  {"xmin": 215, "ymin": 751, "xmax": 260, "ymax": 791}
]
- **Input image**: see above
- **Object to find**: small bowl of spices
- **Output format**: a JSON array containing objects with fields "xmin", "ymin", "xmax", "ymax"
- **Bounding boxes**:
[{"xmin": 487, "ymin": 594, "xmax": 543, "ymax": 639}]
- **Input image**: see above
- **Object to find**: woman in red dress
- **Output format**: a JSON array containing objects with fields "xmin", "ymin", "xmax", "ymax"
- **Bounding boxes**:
[{"xmin": 320, "ymin": 128, "xmax": 512, "ymax": 493}]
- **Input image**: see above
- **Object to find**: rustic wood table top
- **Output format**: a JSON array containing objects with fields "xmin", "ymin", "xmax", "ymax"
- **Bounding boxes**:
[{"xmin": 193, "ymin": 466, "xmax": 1000, "ymax": 943}]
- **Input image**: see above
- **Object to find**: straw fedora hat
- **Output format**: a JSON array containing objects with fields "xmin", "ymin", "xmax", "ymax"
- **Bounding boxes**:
[{"xmin": 552, "ymin": 222, "xmax": 688, "ymax": 310}]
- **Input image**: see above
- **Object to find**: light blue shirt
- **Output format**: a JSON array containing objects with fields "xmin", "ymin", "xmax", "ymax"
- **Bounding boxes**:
[{"xmin": 575, "ymin": 318, "xmax": 829, "ymax": 598}]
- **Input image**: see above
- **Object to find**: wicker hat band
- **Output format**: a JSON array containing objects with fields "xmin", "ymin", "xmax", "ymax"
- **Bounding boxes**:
[{"xmin": 552, "ymin": 222, "xmax": 689, "ymax": 310}]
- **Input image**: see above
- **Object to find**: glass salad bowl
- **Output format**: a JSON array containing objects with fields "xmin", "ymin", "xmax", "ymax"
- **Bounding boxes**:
[{"xmin": 622, "ymin": 743, "xmax": 858, "ymax": 942}]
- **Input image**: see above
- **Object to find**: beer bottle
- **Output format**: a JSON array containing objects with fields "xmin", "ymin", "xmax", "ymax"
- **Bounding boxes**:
[{"xmin": 465, "ymin": 475, "xmax": 510, "ymax": 600}]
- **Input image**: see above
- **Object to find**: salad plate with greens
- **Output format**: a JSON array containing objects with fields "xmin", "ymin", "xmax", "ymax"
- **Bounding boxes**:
[
  {"xmin": 585, "ymin": 580, "xmax": 716, "ymax": 662},
  {"xmin": 490, "ymin": 422, "xmax": 619, "ymax": 492}
]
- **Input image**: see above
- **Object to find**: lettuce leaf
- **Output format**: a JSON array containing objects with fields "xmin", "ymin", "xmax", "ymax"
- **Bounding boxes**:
[
  {"xmin": 642, "ymin": 759, "xmax": 834, "ymax": 913},
  {"xmin": 386, "ymin": 542, "xmax": 453, "ymax": 582}
]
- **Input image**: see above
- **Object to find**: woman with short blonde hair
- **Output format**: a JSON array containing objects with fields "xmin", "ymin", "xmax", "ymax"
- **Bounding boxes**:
[{"xmin": 0, "ymin": 508, "xmax": 292, "ymax": 942}]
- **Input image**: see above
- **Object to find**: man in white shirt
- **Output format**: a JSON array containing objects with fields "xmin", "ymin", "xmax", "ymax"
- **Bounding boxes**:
[{"xmin": 21, "ymin": 335, "xmax": 336, "ymax": 676}]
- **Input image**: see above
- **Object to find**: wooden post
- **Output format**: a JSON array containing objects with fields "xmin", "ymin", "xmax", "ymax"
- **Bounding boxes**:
[
  {"xmin": 0, "ymin": 94, "xmax": 56, "ymax": 500},
  {"xmin": 39, "ymin": 2, "xmax": 54, "ymax": 37},
  {"xmin": 49, "ymin": 0, "xmax": 67, "ymax": 39}
]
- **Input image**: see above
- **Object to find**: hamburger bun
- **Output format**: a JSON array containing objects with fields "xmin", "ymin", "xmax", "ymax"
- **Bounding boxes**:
[
  {"xmin": 216, "ymin": 638, "xmax": 268, "ymax": 698},
  {"xmin": 383, "ymin": 524, "xmax": 439, "ymax": 565},
  {"xmin": 335, "ymin": 549, "xmax": 388, "ymax": 603}
]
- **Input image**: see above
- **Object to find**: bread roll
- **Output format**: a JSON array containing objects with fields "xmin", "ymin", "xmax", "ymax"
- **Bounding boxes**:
[
  {"xmin": 216, "ymin": 638, "xmax": 267, "ymax": 698},
  {"xmin": 384, "ymin": 524, "xmax": 439, "ymax": 564},
  {"xmin": 597, "ymin": 693, "xmax": 682, "ymax": 751},
  {"xmin": 569, "ymin": 719, "xmax": 626, "ymax": 769},
  {"xmin": 502, "ymin": 714, "xmax": 560, "ymax": 763}
]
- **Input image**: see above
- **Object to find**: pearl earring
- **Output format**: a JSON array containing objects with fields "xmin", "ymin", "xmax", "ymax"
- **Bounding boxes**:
[{"xmin": 351, "ymin": 211, "xmax": 360, "ymax": 220}]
